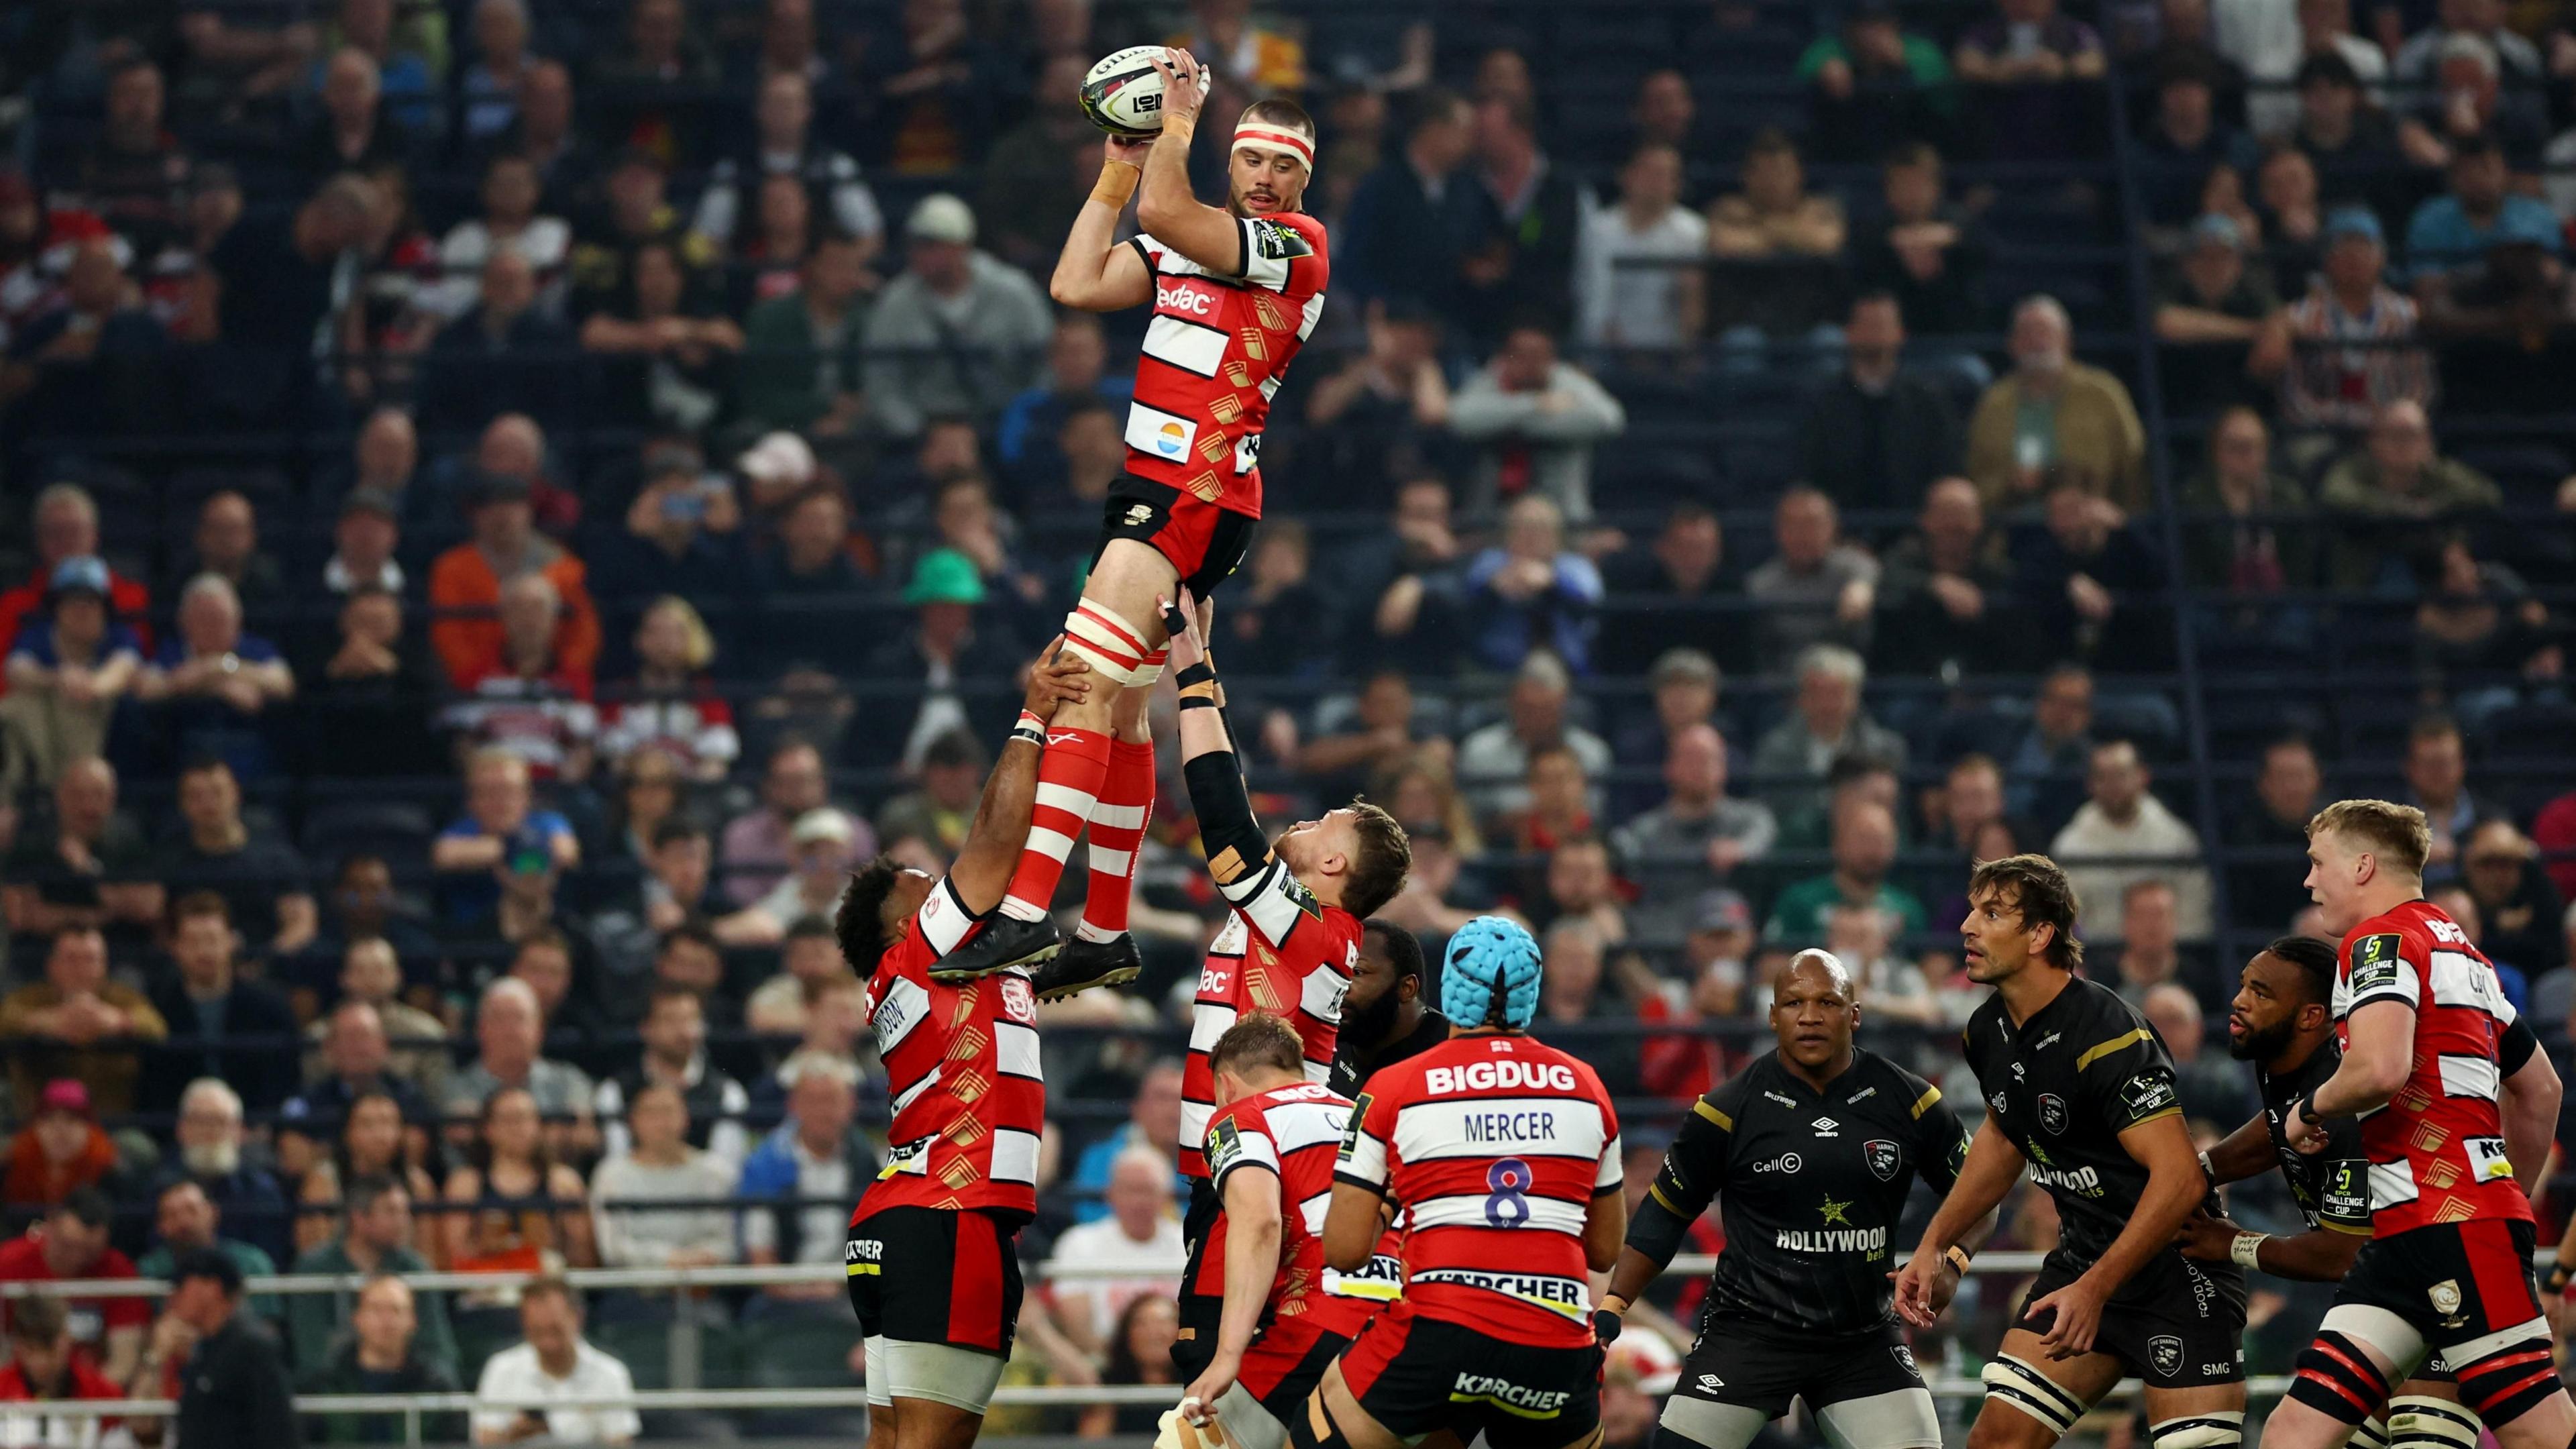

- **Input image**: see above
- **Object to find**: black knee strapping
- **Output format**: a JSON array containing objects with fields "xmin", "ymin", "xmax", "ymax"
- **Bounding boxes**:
[
  {"xmin": 2451, "ymin": 1336, "xmax": 2561, "ymax": 1426},
  {"xmin": 2290, "ymin": 1331, "xmax": 2395, "ymax": 1426}
]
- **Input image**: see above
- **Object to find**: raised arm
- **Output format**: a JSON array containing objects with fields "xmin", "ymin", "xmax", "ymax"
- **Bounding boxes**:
[
  {"xmin": 1130, "ymin": 51, "xmax": 1246, "ymax": 278},
  {"xmin": 1049, "ymin": 135, "xmax": 1157, "ymax": 311},
  {"xmin": 949, "ymin": 651, "xmax": 1093, "ymax": 912}
]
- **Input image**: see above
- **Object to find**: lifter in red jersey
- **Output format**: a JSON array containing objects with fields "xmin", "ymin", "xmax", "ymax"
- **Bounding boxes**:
[
  {"xmin": 2266, "ymin": 800, "xmax": 2571, "ymax": 1449},
  {"xmin": 831, "ymin": 649, "xmax": 1088, "ymax": 1449},
  {"xmin": 937, "ymin": 47, "xmax": 1330, "ymax": 995},
  {"xmin": 1313, "ymin": 916, "xmax": 1625, "ymax": 1449},
  {"xmin": 1171, "ymin": 1014, "xmax": 1375, "ymax": 1449}
]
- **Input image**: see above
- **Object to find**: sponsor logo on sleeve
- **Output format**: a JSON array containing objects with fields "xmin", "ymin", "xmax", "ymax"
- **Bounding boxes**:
[
  {"xmin": 2349, "ymin": 934, "xmax": 2408, "ymax": 994},
  {"xmin": 1207, "ymin": 1117, "xmax": 1244, "ymax": 1176},
  {"xmin": 1248, "ymin": 219, "xmax": 1313, "ymax": 261},
  {"xmin": 2121, "ymin": 1071, "xmax": 2180, "ymax": 1120}
]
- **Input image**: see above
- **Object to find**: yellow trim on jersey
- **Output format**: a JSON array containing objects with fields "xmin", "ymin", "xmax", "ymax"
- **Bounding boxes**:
[
  {"xmin": 2076, "ymin": 1028, "xmax": 2149, "ymax": 1071},
  {"xmin": 2322, "ymin": 1219, "xmax": 2373, "ymax": 1236},
  {"xmin": 1648, "ymin": 1183, "xmax": 1682, "ymax": 1214},
  {"xmin": 847, "ymin": 1263, "xmax": 881, "ymax": 1276},
  {"xmin": 1911, "ymin": 1086, "xmax": 1942, "ymax": 1120},
  {"xmin": 1695, "ymin": 1099, "xmax": 1732, "ymax": 1131},
  {"xmin": 2128, "ymin": 1106, "xmax": 2183, "ymax": 1128}
]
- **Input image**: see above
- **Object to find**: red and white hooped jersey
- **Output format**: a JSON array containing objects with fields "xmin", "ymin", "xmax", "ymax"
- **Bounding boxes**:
[
  {"xmin": 851, "ymin": 877, "xmax": 1046, "ymax": 1226},
  {"xmin": 1179, "ymin": 904, "xmax": 1353, "ymax": 1179},
  {"xmin": 1121, "ymin": 210, "xmax": 1328, "ymax": 519},
  {"xmin": 2331, "ymin": 898, "xmax": 2532, "ymax": 1236},
  {"xmin": 1335, "ymin": 1032, "xmax": 1621, "ymax": 1349},
  {"xmin": 1197, "ymin": 1081, "xmax": 1374, "ymax": 1340}
]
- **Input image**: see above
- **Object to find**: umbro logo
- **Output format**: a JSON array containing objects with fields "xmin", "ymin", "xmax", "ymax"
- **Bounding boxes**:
[
  {"xmin": 1812, "ymin": 1117, "xmax": 1839, "ymax": 1137},
  {"xmin": 1698, "ymin": 1373, "xmax": 1724, "ymax": 1392}
]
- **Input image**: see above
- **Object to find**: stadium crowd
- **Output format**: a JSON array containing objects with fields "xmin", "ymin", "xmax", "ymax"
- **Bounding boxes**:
[{"xmin": 2, "ymin": 0, "xmax": 2576, "ymax": 1441}]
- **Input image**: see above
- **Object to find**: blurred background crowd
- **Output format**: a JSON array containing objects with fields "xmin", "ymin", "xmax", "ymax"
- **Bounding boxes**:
[{"xmin": 3, "ymin": 0, "xmax": 2576, "ymax": 1440}]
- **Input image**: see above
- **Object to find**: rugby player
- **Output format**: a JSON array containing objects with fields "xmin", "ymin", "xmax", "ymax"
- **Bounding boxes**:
[
  {"xmin": 1302, "ymin": 918, "xmax": 1446, "ymax": 1315},
  {"xmin": 937, "ymin": 47, "xmax": 1330, "ymax": 993},
  {"xmin": 2186, "ymin": 935, "xmax": 2551, "ymax": 1449},
  {"xmin": 1312, "ymin": 916, "xmax": 1624, "ymax": 1449},
  {"xmin": 1603, "ymin": 949, "xmax": 1987, "ymax": 1449},
  {"xmin": 2262, "ymin": 802, "xmax": 2571, "ymax": 1449},
  {"xmin": 833, "ymin": 652, "xmax": 1089, "ymax": 1449},
  {"xmin": 1173, "ymin": 1014, "xmax": 1374, "ymax": 1449},
  {"xmin": 1895, "ymin": 853, "xmax": 2249, "ymax": 1449},
  {"xmin": 1161, "ymin": 588, "xmax": 1410, "ymax": 1379}
]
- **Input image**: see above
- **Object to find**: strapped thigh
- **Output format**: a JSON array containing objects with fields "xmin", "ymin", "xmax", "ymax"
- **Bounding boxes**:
[
  {"xmin": 1981, "ymin": 1354, "xmax": 2092, "ymax": 1438},
  {"xmin": 1815, "ymin": 1388, "xmax": 1943, "ymax": 1449},
  {"xmin": 1654, "ymin": 1396, "xmax": 1772, "ymax": 1449}
]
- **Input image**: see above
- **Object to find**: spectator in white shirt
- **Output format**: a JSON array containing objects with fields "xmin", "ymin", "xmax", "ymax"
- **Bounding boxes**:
[
  {"xmin": 1043, "ymin": 1147, "xmax": 1185, "ymax": 1356},
  {"xmin": 2049, "ymin": 739, "xmax": 2216, "ymax": 941},
  {"xmin": 472, "ymin": 1278, "xmax": 640, "ymax": 1446},
  {"xmin": 590, "ymin": 1083, "xmax": 739, "ymax": 1271},
  {"xmin": 718, "ymin": 809, "xmax": 859, "ymax": 945},
  {"xmin": 425, "ymin": 154, "xmax": 571, "ymax": 322},
  {"xmin": 1574, "ymin": 142, "xmax": 1707, "ymax": 348}
]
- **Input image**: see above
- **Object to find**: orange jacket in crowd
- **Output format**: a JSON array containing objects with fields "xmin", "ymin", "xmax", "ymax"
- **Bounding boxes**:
[{"xmin": 426, "ymin": 543, "xmax": 602, "ymax": 689}]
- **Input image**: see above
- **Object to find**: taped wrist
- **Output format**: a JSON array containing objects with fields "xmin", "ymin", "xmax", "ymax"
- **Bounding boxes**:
[
  {"xmin": 1092, "ymin": 160, "xmax": 1140, "ymax": 207},
  {"xmin": 1010, "ymin": 710, "xmax": 1047, "ymax": 749}
]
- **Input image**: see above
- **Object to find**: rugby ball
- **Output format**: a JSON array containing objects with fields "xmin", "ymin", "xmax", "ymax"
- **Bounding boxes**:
[{"xmin": 1079, "ymin": 46, "xmax": 1208, "ymax": 138}]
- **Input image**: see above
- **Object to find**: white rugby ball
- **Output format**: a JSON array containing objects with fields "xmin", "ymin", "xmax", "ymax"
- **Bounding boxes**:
[{"xmin": 1079, "ymin": 46, "xmax": 1209, "ymax": 138}]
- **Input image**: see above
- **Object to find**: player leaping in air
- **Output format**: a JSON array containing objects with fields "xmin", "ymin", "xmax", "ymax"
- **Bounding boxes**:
[
  {"xmin": 2259, "ymin": 802, "xmax": 2571, "ymax": 1449},
  {"xmin": 934, "ymin": 48, "xmax": 1328, "ymax": 995}
]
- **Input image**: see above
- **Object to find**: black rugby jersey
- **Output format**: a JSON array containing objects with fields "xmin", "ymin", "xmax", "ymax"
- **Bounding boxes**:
[
  {"xmin": 1962, "ymin": 974, "xmax": 2215, "ymax": 1268},
  {"xmin": 1637, "ymin": 1047, "xmax": 1970, "ymax": 1336},
  {"xmin": 2253, "ymin": 1041, "xmax": 2373, "ymax": 1237},
  {"xmin": 1329, "ymin": 1010, "xmax": 1450, "ymax": 1098}
]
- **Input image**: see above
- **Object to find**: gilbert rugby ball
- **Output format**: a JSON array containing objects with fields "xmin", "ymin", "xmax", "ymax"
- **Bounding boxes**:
[{"xmin": 1079, "ymin": 46, "xmax": 1208, "ymax": 138}]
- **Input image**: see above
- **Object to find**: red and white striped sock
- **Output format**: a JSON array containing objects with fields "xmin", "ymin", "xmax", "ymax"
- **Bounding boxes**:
[
  {"xmin": 996, "ymin": 725, "xmax": 1112, "ymax": 922},
  {"xmin": 1077, "ymin": 735, "xmax": 1157, "ymax": 943}
]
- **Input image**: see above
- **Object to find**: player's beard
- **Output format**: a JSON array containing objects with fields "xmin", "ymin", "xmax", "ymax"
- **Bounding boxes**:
[
  {"xmin": 2228, "ymin": 1018, "xmax": 2296, "ymax": 1063},
  {"xmin": 1344, "ymin": 982, "xmax": 1403, "ymax": 1049}
]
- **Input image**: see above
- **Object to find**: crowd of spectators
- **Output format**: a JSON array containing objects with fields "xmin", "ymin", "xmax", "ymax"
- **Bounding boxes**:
[{"xmin": 0, "ymin": 0, "xmax": 2575, "ymax": 1438}]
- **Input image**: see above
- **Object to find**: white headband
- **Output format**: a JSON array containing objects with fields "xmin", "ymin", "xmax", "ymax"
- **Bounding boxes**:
[{"xmin": 1232, "ymin": 123, "xmax": 1313, "ymax": 169}]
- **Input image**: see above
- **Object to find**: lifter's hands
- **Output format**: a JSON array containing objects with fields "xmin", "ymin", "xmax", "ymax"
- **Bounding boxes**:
[
  {"xmin": 2173, "ymin": 1210, "xmax": 2243, "ymax": 1263},
  {"xmin": 1159, "ymin": 590, "xmax": 1209, "ymax": 671},
  {"xmin": 2027, "ymin": 1273, "xmax": 2110, "ymax": 1358},
  {"xmin": 1023, "ymin": 643, "xmax": 1092, "ymax": 721}
]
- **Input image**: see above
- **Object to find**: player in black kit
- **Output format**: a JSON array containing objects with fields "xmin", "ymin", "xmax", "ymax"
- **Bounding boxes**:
[
  {"xmin": 1895, "ymin": 855, "xmax": 2249, "ymax": 1449},
  {"xmin": 2182, "ymin": 936, "xmax": 2547, "ymax": 1449},
  {"xmin": 1328, "ymin": 920, "xmax": 1448, "ymax": 1098},
  {"xmin": 1599, "ymin": 949, "xmax": 1990, "ymax": 1449}
]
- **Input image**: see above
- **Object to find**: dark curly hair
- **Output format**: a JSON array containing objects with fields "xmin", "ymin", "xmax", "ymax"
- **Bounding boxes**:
[{"xmin": 833, "ymin": 858, "xmax": 906, "ymax": 972}]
